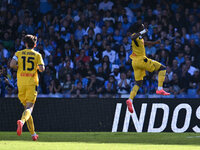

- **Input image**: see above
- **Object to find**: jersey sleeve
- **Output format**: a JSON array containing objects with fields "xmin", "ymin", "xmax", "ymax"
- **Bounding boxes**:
[
  {"xmin": 12, "ymin": 51, "xmax": 19, "ymax": 61},
  {"xmin": 131, "ymin": 33, "xmax": 140, "ymax": 41},
  {"xmin": 37, "ymin": 53, "xmax": 44, "ymax": 66}
]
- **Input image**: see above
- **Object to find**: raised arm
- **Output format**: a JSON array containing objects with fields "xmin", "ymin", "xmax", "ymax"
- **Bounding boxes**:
[
  {"xmin": 144, "ymin": 40, "xmax": 161, "ymax": 46},
  {"xmin": 131, "ymin": 28, "xmax": 148, "ymax": 40}
]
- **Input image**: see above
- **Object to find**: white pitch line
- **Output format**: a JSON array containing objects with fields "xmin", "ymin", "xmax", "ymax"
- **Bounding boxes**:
[{"xmin": 186, "ymin": 136, "xmax": 200, "ymax": 138}]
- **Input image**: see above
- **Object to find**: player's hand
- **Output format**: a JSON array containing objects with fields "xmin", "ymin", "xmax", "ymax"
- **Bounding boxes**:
[
  {"xmin": 155, "ymin": 40, "xmax": 161, "ymax": 44},
  {"xmin": 139, "ymin": 29, "xmax": 148, "ymax": 35}
]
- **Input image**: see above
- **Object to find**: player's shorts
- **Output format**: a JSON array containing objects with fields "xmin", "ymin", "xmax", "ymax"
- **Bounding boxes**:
[
  {"xmin": 132, "ymin": 56, "xmax": 161, "ymax": 81},
  {"xmin": 18, "ymin": 85, "xmax": 38, "ymax": 106}
]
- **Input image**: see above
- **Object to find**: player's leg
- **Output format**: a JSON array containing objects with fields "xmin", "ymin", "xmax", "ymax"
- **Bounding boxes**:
[
  {"xmin": 126, "ymin": 60, "xmax": 145, "ymax": 113},
  {"xmin": 129, "ymin": 80, "xmax": 143, "ymax": 100},
  {"xmin": 23, "ymin": 103, "xmax": 38, "ymax": 141},
  {"xmin": 17, "ymin": 85, "xmax": 26, "ymax": 136},
  {"xmin": 126, "ymin": 80, "xmax": 143, "ymax": 113},
  {"xmin": 26, "ymin": 85, "xmax": 39, "ymax": 141},
  {"xmin": 24, "ymin": 85, "xmax": 38, "ymax": 140},
  {"xmin": 17, "ymin": 85, "xmax": 38, "ymax": 138},
  {"xmin": 26, "ymin": 115, "xmax": 38, "ymax": 141},
  {"xmin": 156, "ymin": 64, "xmax": 170, "ymax": 95},
  {"xmin": 145, "ymin": 58, "xmax": 170, "ymax": 95},
  {"xmin": 17, "ymin": 102, "xmax": 35, "ymax": 136},
  {"xmin": 21, "ymin": 102, "xmax": 34, "ymax": 125}
]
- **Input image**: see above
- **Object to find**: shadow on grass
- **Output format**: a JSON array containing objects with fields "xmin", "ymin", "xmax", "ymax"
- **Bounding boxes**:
[{"xmin": 1, "ymin": 132, "xmax": 200, "ymax": 146}]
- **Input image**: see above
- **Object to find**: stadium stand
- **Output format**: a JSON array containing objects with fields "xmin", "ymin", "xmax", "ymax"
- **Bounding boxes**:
[{"xmin": 0, "ymin": 0, "xmax": 199, "ymax": 98}]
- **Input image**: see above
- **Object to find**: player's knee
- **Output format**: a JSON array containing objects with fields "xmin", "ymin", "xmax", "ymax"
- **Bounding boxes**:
[
  {"xmin": 136, "ymin": 80, "xmax": 143, "ymax": 87},
  {"xmin": 25, "ymin": 103, "xmax": 34, "ymax": 110}
]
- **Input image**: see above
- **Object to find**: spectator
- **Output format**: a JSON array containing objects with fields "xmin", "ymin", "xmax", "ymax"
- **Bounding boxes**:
[
  {"xmin": 166, "ymin": 66, "xmax": 173, "ymax": 82},
  {"xmin": 112, "ymin": 65, "xmax": 120, "ymax": 79},
  {"xmin": 175, "ymin": 51, "xmax": 185, "ymax": 67},
  {"xmin": 158, "ymin": 50, "xmax": 169, "ymax": 66},
  {"xmin": 94, "ymin": 33, "xmax": 103, "ymax": 49},
  {"xmin": 1, "ymin": 0, "xmax": 200, "ymax": 98},
  {"xmin": 9, "ymin": 71, "xmax": 17, "ymax": 94},
  {"xmin": 42, "ymin": 66, "xmax": 53, "ymax": 93},
  {"xmin": 169, "ymin": 73, "xmax": 181, "ymax": 95},
  {"xmin": 98, "ymin": 0, "xmax": 114, "ymax": 11},
  {"xmin": 189, "ymin": 70, "xmax": 200, "ymax": 89},
  {"xmin": 101, "ymin": 61, "xmax": 110, "ymax": 80},
  {"xmin": 171, "ymin": 59, "xmax": 180, "ymax": 75},
  {"xmin": 102, "ymin": 82, "xmax": 116, "ymax": 98},
  {"xmin": 75, "ymin": 24, "xmax": 85, "ymax": 41},
  {"xmin": 113, "ymin": 29, "xmax": 123, "ymax": 45},
  {"xmin": 71, "ymin": 81, "xmax": 87, "ymax": 98},
  {"xmin": 0, "ymin": 66, "xmax": 13, "ymax": 97},
  {"xmin": 116, "ymin": 45, "xmax": 126, "ymax": 66},
  {"xmin": 179, "ymin": 64, "xmax": 191, "ymax": 93},
  {"xmin": 148, "ymin": 74, "xmax": 158, "ymax": 94},
  {"xmin": 2, "ymin": 32, "xmax": 14, "ymax": 51},
  {"xmin": 87, "ymin": 74, "xmax": 104, "ymax": 98},
  {"xmin": 61, "ymin": 74, "xmax": 74, "ymax": 98},
  {"xmin": 90, "ymin": 45, "xmax": 101, "ymax": 65},
  {"xmin": 96, "ymin": 66, "xmax": 105, "ymax": 81},
  {"xmin": 146, "ymin": 44, "xmax": 157, "ymax": 57},
  {"xmin": 64, "ymin": 43, "xmax": 75, "ymax": 60},
  {"xmin": 121, "ymin": 15, "xmax": 131, "ymax": 35},
  {"xmin": 103, "ymin": 10, "xmax": 115, "ymax": 24},
  {"xmin": 49, "ymin": 79, "xmax": 62, "ymax": 94},
  {"xmin": 59, "ymin": 60, "xmax": 73, "ymax": 82},
  {"xmin": 74, "ymin": 72, "xmax": 88, "ymax": 90},
  {"xmin": 117, "ymin": 72, "xmax": 131, "ymax": 94},
  {"xmin": 85, "ymin": 62, "xmax": 96, "ymax": 77},
  {"xmin": 122, "ymin": 36, "xmax": 131, "ymax": 52},
  {"xmin": 76, "ymin": 49, "xmax": 90, "ymax": 63},
  {"xmin": 185, "ymin": 60, "xmax": 197, "ymax": 76},
  {"xmin": 102, "ymin": 44, "xmax": 116, "ymax": 64},
  {"xmin": 0, "ymin": 43, "xmax": 9, "ymax": 65},
  {"xmin": 104, "ymin": 75, "xmax": 117, "ymax": 95}
]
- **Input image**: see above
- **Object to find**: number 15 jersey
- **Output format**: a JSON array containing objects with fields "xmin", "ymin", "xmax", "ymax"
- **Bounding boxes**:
[{"xmin": 14, "ymin": 49, "xmax": 44, "ymax": 86}]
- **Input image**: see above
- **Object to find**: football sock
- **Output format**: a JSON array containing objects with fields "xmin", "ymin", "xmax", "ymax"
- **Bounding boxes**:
[
  {"xmin": 129, "ymin": 85, "xmax": 140, "ymax": 100},
  {"xmin": 21, "ymin": 109, "xmax": 31, "ymax": 124},
  {"xmin": 26, "ymin": 115, "xmax": 35, "ymax": 135},
  {"xmin": 158, "ymin": 70, "xmax": 166, "ymax": 88},
  {"xmin": 32, "ymin": 133, "xmax": 37, "ymax": 137}
]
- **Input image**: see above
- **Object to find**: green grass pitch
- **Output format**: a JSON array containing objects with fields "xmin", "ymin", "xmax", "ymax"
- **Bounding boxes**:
[{"xmin": 0, "ymin": 132, "xmax": 200, "ymax": 150}]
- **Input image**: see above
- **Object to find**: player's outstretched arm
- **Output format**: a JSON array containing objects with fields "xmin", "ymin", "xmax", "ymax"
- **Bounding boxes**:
[
  {"xmin": 144, "ymin": 40, "xmax": 161, "ymax": 46},
  {"xmin": 131, "ymin": 29, "xmax": 148, "ymax": 40}
]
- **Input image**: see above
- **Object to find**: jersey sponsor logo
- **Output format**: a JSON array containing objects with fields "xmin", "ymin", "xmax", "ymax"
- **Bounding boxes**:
[{"xmin": 20, "ymin": 73, "xmax": 34, "ymax": 77}]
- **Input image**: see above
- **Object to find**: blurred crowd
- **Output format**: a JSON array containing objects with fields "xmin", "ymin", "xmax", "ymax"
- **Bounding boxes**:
[{"xmin": 0, "ymin": 0, "xmax": 200, "ymax": 98}]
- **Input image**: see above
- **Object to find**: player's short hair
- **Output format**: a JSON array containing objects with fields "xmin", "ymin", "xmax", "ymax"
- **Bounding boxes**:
[
  {"xmin": 130, "ymin": 22, "xmax": 144, "ymax": 33},
  {"xmin": 24, "ymin": 34, "xmax": 37, "ymax": 49}
]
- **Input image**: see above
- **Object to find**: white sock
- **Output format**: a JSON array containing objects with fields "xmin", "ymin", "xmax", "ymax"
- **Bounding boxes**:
[
  {"xmin": 158, "ymin": 87, "xmax": 163, "ymax": 91},
  {"xmin": 32, "ymin": 133, "xmax": 37, "ymax": 137},
  {"xmin": 129, "ymin": 98, "xmax": 133, "ymax": 103},
  {"xmin": 20, "ymin": 120, "xmax": 24, "ymax": 125}
]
